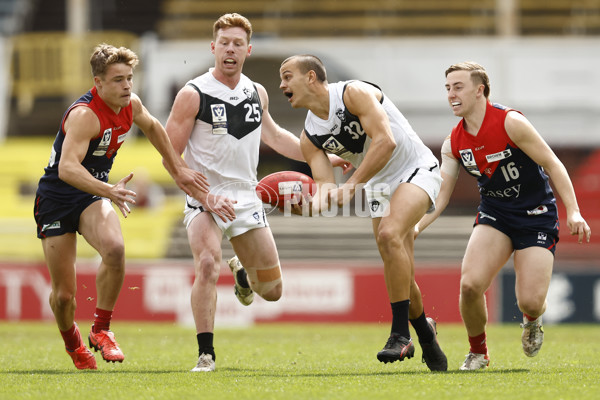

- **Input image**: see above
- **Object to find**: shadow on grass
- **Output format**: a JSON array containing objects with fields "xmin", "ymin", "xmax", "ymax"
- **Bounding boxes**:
[
  {"xmin": 1, "ymin": 367, "xmax": 530, "ymax": 376},
  {"xmin": 216, "ymin": 367, "xmax": 531, "ymax": 376}
]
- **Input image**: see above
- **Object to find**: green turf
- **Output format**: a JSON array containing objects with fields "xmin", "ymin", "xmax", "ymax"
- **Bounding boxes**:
[{"xmin": 0, "ymin": 321, "xmax": 598, "ymax": 400}]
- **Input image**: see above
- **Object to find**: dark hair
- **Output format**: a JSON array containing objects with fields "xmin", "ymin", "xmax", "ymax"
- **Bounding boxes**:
[{"xmin": 281, "ymin": 54, "xmax": 327, "ymax": 82}]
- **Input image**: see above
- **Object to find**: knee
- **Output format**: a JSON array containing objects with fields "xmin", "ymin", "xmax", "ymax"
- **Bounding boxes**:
[
  {"xmin": 460, "ymin": 278, "xmax": 484, "ymax": 302},
  {"xmin": 50, "ymin": 289, "xmax": 76, "ymax": 310},
  {"xmin": 376, "ymin": 227, "xmax": 404, "ymax": 253},
  {"xmin": 517, "ymin": 297, "xmax": 546, "ymax": 316},
  {"xmin": 194, "ymin": 255, "xmax": 220, "ymax": 284},
  {"xmin": 246, "ymin": 264, "xmax": 282, "ymax": 301},
  {"xmin": 260, "ymin": 283, "xmax": 282, "ymax": 302},
  {"xmin": 101, "ymin": 239, "xmax": 125, "ymax": 268}
]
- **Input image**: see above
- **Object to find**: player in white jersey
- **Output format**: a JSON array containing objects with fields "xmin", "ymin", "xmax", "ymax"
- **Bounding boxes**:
[
  {"xmin": 165, "ymin": 14, "xmax": 350, "ymax": 372},
  {"xmin": 279, "ymin": 55, "xmax": 447, "ymax": 371}
]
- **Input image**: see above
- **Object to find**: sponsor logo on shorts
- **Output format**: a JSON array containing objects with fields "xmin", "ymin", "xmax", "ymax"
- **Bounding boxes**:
[
  {"xmin": 41, "ymin": 221, "xmax": 61, "ymax": 232},
  {"xmin": 527, "ymin": 205, "xmax": 549, "ymax": 216},
  {"xmin": 478, "ymin": 211, "xmax": 497, "ymax": 221},
  {"xmin": 537, "ymin": 232, "xmax": 548, "ymax": 244}
]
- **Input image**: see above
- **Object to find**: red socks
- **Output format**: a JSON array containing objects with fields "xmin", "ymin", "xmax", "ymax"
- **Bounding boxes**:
[
  {"xmin": 92, "ymin": 308, "xmax": 113, "ymax": 333},
  {"xmin": 60, "ymin": 324, "xmax": 83, "ymax": 351},
  {"xmin": 468, "ymin": 332, "xmax": 488, "ymax": 355},
  {"xmin": 524, "ymin": 313, "xmax": 537, "ymax": 322}
]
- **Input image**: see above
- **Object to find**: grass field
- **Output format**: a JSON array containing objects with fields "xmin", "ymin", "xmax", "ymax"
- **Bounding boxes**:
[{"xmin": 0, "ymin": 321, "xmax": 598, "ymax": 400}]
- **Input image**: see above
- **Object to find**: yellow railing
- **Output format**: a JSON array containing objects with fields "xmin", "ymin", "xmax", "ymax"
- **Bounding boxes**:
[{"xmin": 10, "ymin": 31, "xmax": 139, "ymax": 115}]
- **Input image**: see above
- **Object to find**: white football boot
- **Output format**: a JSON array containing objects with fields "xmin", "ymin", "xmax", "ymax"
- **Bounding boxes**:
[
  {"xmin": 228, "ymin": 256, "xmax": 254, "ymax": 306},
  {"xmin": 191, "ymin": 353, "xmax": 215, "ymax": 372},
  {"xmin": 521, "ymin": 315, "xmax": 544, "ymax": 357},
  {"xmin": 460, "ymin": 352, "xmax": 490, "ymax": 370}
]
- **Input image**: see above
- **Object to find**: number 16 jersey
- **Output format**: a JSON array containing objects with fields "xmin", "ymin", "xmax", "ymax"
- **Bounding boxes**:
[{"xmin": 450, "ymin": 102, "xmax": 556, "ymax": 216}]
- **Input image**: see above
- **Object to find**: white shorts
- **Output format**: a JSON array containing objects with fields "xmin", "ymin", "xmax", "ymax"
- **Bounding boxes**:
[
  {"xmin": 183, "ymin": 197, "xmax": 269, "ymax": 240},
  {"xmin": 364, "ymin": 164, "xmax": 442, "ymax": 218}
]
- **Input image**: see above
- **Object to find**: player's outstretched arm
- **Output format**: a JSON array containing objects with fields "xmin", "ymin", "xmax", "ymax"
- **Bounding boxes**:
[
  {"xmin": 256, "ymin": 83, "xmax": 305, "ymax": 162},
  {"xmin": 131, "ymin": 93, "xmax": 210, "ymax": 198},
  {"xmin": 415, "ymin": 136, "xmax": 459, "ymax": 238},
  {"xmin": 59, "ymin": 106, "xmax": 137, "ymax": 217},
  {"xmin": 164, "ymin": 88, "xmax": 236, "ymax": 222},
  {"xmin": 505, "ymin": 111, "xmax": 591, "ymax": 243}
]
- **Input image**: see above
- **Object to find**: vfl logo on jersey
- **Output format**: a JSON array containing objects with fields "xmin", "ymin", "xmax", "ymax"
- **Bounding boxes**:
[
  {"xmin": 335, "ymin": 108, "xmax": 346, "ymax": 122},
  {"xmin": 211, "ymin": 104, "xmax": 228, "ymax": 135},
  {"xmin": 93, "ymin": 128, "xmax": 112, "ymax": 156},
  {"xmin": 486, "ymin": 149, "xmax": 512, "ymax": 163},
  {"xmin": 243, "ymin": 87, "xmax": 253, "ymax": 100},
  {"xmin": 459, "ymin": 149, "xmax": 481, "ymax": 176},
  {"xmin": 322, "ymin": 136, "xmax": 346, "ymax": 154}
]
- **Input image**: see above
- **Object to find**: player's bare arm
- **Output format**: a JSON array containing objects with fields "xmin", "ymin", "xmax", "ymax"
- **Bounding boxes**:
[
  {"xmin": 165, "ymin": 86, "xmax": 237, "ymax": 222},
  {"xmin": 256, "ymin": 83, "xmax": 305, "ymax": 161},
  {"xmin": 60, "ymin": 106, "xmax": 136, "ymax": 217},
  {"xmin": 299, "ymin": 131, "xmax": 336, "ymax": 215},
  {"xmin": 505, "ymin": 111, "xmax": 591, "ymax": 243},
  {"xmin": 330, "ymin": 82, "xmax": 396, "ymax": 206},
  {"xmin": 415, "ymin": 136, "xmax": 460, "ymax": 237},
  {"xmin": 257, "ymin": 84, "xmax": 352, "ymax": 173},
  {"xmin": 131, "ymin": 94, "xmax": 209, "ymax": 196}
]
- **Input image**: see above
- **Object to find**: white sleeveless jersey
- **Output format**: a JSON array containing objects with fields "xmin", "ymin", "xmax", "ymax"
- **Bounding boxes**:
[
  {"xmin": 183, "ymin": 70, "xmax": 263, "ymax": 205},
  {"xmin": 304, "ymin": 81, "xmax": 438, "ymax": 188}
]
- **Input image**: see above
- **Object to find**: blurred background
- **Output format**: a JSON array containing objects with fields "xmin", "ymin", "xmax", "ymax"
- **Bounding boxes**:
[{"xmin": 0, "ymin": 0, "xmax": 598, "ymax": 325}]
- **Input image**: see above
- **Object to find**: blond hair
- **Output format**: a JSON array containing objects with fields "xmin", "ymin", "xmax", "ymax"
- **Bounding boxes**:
[
  {"xmin": 445, "ymin": 61, "xmax": 491, "ymax": 98},
  {"xmin": 90, "ymin": 43, "xmax": 138, "ymax": 77},
  {"xmin": 213, "ymin": 13, "xmax": 253, "ymax": 43}
]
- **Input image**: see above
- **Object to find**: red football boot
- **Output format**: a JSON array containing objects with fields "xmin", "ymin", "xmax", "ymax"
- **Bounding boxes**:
[{"xmin": 88, "ymin": 329, "xmax": 125, "ymax": 363}]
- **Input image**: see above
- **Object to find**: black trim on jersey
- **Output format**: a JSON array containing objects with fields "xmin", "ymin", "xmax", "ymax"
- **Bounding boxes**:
[
  {"xmin": 187, "ymin": 82, "xmax": 203, "ymax": 121},
  {"xmin": 186, "ymin": 82, "xmax": 262, "ymax": 140},
  {"xmin": 303, "ymin": 80, "xmax": 386, "ymax": 155}
]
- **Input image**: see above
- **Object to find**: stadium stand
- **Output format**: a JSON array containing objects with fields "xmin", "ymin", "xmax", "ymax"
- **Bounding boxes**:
[
  {"xmin": 157, "ymin": 0, "xmax": 600, "ymax": 39},
  {"xmin": 158, "ymin": 0, "xmax": 497, "ymax": 39},
  {"xmin": 521, "ymin": 0, "xmax": 600, "ymax": 35}
]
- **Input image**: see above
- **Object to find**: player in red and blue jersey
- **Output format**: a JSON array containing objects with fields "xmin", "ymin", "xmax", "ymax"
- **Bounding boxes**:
[
  {"xmin": 34, "ymin": 44, "xmax": 209, "ymax": 370},
  {"xmin": 416, "ymin": 61, "xmax": 591, "ymax": 370}
]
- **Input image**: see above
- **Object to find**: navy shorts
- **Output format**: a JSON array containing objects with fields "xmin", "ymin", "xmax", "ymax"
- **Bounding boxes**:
[
  {"xmin": 474, "ymin": 204, "xmax": 559, "ymax": 254},
  {"xmin": 34, "ymin": 194, "xmax": 104, "ymax": 239}
]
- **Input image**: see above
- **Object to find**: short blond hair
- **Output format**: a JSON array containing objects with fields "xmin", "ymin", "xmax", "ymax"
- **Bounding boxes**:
[
  {"xmin": 213, "ymin": 13, "xmax": 253, "ymax": 43},
  {"xmin": 445, "ymin": 61, "xmax": 491, "ymax": 98},
  {"xmin": 90, "ymin": 43, "xmax": 138, "ymax": 78}
]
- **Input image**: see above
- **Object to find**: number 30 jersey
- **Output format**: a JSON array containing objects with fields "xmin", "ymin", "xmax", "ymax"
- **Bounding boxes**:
[
  {"xmin": 450, "ymin": 102, "xmax": 555, "ymax": 214},
  {"xmin": 303, "ymin": 80, "xmax": 438, "ymax": 189}
]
